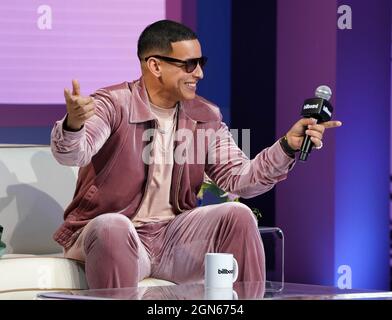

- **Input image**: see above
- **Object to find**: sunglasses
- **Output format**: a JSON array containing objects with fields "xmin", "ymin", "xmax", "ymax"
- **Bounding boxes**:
[{"xmin": 144, "ymin": 55, "xmax": 208, "ymax": 73}]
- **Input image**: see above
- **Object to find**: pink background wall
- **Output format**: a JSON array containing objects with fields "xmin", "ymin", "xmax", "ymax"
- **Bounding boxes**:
[{"xmin": 0, "ymin": 0, "xmax": 165, "ymax": 104}]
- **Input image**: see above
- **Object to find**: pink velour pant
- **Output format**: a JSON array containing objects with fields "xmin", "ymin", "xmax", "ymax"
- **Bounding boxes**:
[{"xmin": 64, "ymin": 202, "xmax": 265, "ymax": 289}]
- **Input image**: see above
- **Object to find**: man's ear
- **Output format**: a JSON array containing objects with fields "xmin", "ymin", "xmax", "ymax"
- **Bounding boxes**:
[{"xmin": 146, "ymin": 58, "xmax": 162, "ymax": 78}]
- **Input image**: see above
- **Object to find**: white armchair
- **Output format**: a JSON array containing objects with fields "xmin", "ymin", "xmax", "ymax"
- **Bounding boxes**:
[{"xmin": 0, "ymin": 144, "xmax": 174, "ymax": 299}]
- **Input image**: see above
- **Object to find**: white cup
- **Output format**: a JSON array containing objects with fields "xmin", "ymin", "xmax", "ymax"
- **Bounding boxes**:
[
  {"xmin": 205, "ymin": 288, "xmax": 238, "ymax": 300},
  {"xmin": 204, "ymin": 253, "xmax": 239, "ymax": 288}
]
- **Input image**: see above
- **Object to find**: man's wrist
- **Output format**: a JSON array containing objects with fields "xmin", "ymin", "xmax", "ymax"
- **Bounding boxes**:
[
  {"xmin": 63, "ymin": 115, "xmax": 83, "ymax": 132},
  {"xmin": 279, "ymin": 135, "xmax": 297, "ymax": 158}
]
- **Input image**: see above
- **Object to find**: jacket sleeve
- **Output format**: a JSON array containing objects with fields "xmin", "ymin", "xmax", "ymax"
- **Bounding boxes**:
[
  {"xmin": 204, "ymin": 121, "xmax": 296, "ymax": 199},
  {"xmin": 50, "ymin": 89, "xmax": 116, "ymax": 167}
]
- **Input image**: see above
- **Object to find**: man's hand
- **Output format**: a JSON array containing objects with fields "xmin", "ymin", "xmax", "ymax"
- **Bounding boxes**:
[
  {"xmin": 64, "ymin": 79, "xmax": 95, "ymax": 130},
  {"xmin": 286, "ymin": 118, "xmax": 343, "ymax": 151}
]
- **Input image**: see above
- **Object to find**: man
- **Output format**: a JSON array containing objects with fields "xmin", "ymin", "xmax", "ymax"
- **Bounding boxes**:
[{"xmin": 51, "ymin": 20, "xmax": 342, "ymax": 289}]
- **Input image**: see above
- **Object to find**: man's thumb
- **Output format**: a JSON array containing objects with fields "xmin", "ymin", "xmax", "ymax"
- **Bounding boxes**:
[{"xmin": 301, "ymin": 117, "xmax": 317, "ymax": 126}]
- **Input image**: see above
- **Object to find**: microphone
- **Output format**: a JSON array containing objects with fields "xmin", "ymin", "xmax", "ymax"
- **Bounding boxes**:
[{"xmin": 299, "ymin": 85, "xmax": 333, "ymax": 162}]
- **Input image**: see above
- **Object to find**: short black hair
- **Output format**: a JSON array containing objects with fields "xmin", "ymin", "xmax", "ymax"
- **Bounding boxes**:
[{"xmin": 137, "ymin": 20, "xmax": 197, "ymax": 60}]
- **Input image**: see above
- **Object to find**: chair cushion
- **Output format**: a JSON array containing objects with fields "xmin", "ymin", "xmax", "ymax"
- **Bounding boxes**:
[
  {"xmin": 138, "ymin": 278, "xmax": 175, "ymax": 287},
  {"xmin": 0, "ymin": 256, "xmax": 88, "ymax": 292},
  {"xmin": 0, "ymin": 255, "xmax": 175, "ymax": 299}
]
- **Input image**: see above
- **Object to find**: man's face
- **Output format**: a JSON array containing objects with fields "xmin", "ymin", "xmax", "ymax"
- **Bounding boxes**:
[{"xmin": 158, "ymin": 39, "xmax": 204, "ymax": 102}]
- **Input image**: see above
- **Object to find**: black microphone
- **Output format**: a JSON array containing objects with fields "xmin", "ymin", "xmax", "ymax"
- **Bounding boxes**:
[{"xmin": 299, "ymin": 85, "xmax": 333, "ymax": 162}]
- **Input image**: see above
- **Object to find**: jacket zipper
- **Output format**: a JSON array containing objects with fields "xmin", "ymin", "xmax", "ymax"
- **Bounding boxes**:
[
  {"xmin": 175, "ymin": 165, "xmax": 185, "ymax": 213},
  {"xmin": 134, "ymin": 120, "xmax": 157, "ymax": 216},
  {"xmin": 175, "ymin": 120, "xmax": 197, "ymax": 213}
]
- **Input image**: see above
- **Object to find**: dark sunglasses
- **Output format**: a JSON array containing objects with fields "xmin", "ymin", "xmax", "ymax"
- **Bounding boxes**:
[{"xmin": 144, "ymin": 55, "xmax": 208, "ymax": 73}]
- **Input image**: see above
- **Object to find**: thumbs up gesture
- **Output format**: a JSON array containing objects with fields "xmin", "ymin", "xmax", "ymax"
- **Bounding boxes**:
[{"xmin": 64, "ymin": 79, "xmax": 95, "ymax": 130}]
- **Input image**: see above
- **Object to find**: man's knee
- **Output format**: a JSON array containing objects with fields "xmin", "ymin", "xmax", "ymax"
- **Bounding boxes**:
[
  {"xmin": 224, "ymin": 202, "xmax": 258, "ymax": 228},
  {"xmin": 83, "ymin": 213, "xmax": 138, "ymax": 254}
]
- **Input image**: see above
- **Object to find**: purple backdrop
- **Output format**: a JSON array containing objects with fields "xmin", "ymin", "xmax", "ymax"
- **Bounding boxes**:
[
  {"xmin": 276, "ymin": 0, "xmax": 390, "ymax": 289},
  {"xmin": 276, "ymin": 0, "xmax": 337, "ymax": 285}
]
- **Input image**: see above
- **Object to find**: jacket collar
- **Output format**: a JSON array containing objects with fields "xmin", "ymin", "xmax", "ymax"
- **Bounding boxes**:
[{"xmin": 128, "ymin": 78, "xmax": 220, "ymax": 124}]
